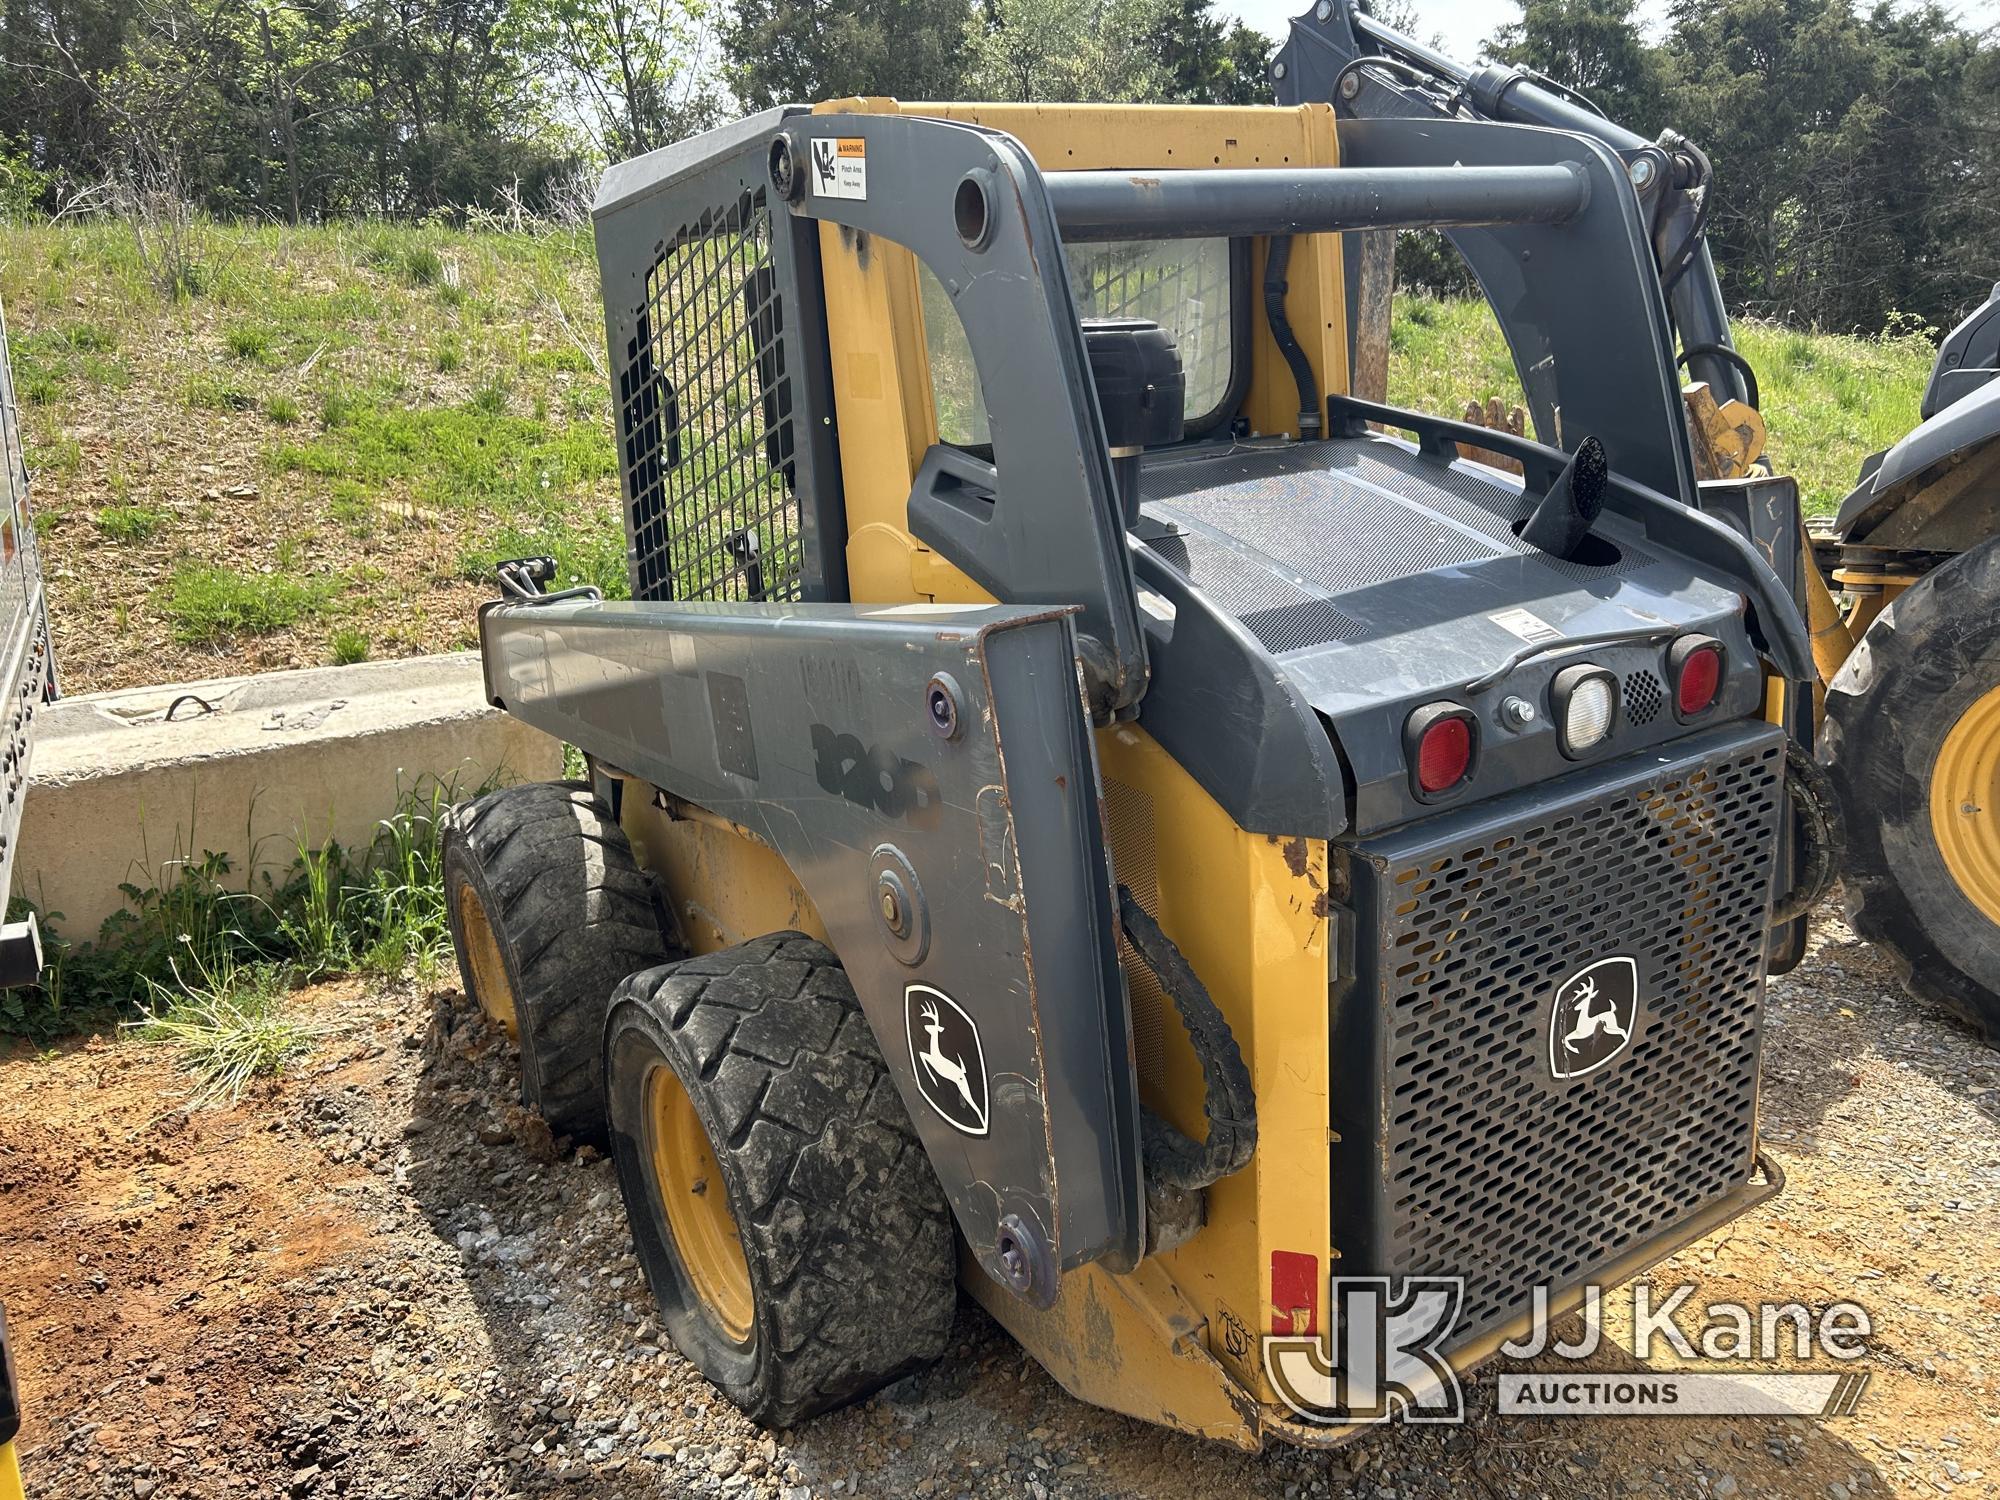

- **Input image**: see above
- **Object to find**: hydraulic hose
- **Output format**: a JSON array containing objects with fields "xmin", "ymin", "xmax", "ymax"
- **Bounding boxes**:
[
  {"xmin": 1263, "ymin": 235, "xmax": 1322, "ymax": 440},
  {"xmin": 1773, "ymin": 740, "xmax": 1842, "ymax": 925},
  {"xmin": 1117, "ymin": 886, "xmax": 1257, "ymax": 1191},
  {"xmin": 1677, "ymin": 343, "xmax": 1761, "ymax": 409}
]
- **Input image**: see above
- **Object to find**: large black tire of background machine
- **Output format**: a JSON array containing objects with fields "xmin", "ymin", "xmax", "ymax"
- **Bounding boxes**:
[
  {"xmin": 1823, "ymin": 537, "xmax": 2000, "ymax": 1043},
  {"xmin": 604, "ymin": 933, "xmax": 957, "ymax": 1427},
  {"xmin": 442, "ymin": 781, "xmax": 675, "ymax": 1141}
]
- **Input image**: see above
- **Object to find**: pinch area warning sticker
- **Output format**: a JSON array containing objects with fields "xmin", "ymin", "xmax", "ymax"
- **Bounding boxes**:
[
  {"xmin": 810, "ymin": 137, "xmax": 867, "ymax": 200},
  {"xmin": 1490, "ymin": 606, "xmax": 1564, "ymax": 645}
]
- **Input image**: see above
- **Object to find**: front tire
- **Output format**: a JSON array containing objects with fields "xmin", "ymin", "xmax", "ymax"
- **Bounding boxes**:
[
  {"xmin": 1823, "ymin": 538, "xmax": 2000, "ymax": 1042},
  {"xmin": 604, "ymin": 933, "xmax": 956, "ymax": 1426},
  {"xmin": 442, "ymin": 781, "xmax": 676, "ymax": 1140}
]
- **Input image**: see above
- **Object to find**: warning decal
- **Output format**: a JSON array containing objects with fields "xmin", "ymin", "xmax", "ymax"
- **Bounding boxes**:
[
  {"xmin": 810, "ymin": 137, "xmax": 868, "ymax": 200},
  {"xmin": 1489, "ymin": 606, "xmax": 1564, "ymax": 645}
]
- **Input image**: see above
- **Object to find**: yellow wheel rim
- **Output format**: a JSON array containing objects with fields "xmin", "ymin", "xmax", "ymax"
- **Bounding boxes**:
[
  {"xmin": 645, "ymin": 1064, "xmax": 756, "ymax": 1344},
  {"xmin": 456, "ymin": 883, "xmax": 519, "ymax": 1040},
  {"xmin": 1932, "ymin": 683, "xmax": 2000, "ymax": 927}
]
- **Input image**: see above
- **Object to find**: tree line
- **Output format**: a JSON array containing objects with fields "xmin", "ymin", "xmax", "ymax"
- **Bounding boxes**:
[
  {"xmin": 2, "ymin": 0, "xmax": 1996, "ymax": 332},
  {"xmin": 1481, "ymin": 0, "xmax": 2000, "ymax": 333},
  {"xmin": 0, "ymin": 0, "xmax": 1268, "ymax": 221}
]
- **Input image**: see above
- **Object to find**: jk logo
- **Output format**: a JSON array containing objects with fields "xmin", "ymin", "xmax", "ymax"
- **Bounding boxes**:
[{"xmin": 1265, "ymin": 1277, "xmax": 1465, "ymax": 1425}]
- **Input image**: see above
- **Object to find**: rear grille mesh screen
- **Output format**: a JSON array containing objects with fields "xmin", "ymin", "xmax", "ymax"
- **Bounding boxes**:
[
  {"xmin": 616, "ymin": 188, "xmax": 803, "ymax": 603},
  {"xmin": 1626, "ymin": 668, "xmax": 1664, "ymax": 726},
  {"xmin": 1340, "ymin": 730, "xmax": 1784, "ymax": 1346}
]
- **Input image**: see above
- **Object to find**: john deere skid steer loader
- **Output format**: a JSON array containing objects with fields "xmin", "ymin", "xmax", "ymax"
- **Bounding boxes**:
[
  {"xmin": 1275, "ymin": 0, "xmax": 2000, "ymax": 1044},
  {"xmin": 443, "ymin": 95, "xmax": 1823, "ymax": 1446}
]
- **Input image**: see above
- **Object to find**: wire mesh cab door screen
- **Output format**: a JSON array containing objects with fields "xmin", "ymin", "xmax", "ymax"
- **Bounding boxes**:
[{"xmin": 594, "ymin": 108, "xmax": 846, "ymax": 607}]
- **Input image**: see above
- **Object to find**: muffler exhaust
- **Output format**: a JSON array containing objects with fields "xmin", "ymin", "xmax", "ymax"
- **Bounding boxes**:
[{"xmin": 1519, "ymin": 435, "xmax": 1608, "ymax": 562}]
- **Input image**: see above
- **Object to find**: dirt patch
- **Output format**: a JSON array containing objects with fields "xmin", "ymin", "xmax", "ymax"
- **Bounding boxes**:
[{"xmin": 1, "ymin": 908, "xmax": 1995, "ymax": 1499}]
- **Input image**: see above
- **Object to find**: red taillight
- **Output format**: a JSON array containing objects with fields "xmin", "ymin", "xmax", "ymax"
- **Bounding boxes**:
[
  {"xmin": 1418, "ymin": 717, "xmax": 1471, "ymax": 791},
  {"xmin": 1406, "ymin": 704, "xmax": 1477, "ymax": 799},
  {"xmin": 1669, "ymin": 636, "xmax": 1725, "ymax": 719}
]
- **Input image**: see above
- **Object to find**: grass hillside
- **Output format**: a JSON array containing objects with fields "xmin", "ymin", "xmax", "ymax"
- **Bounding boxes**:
[
  {"xmin": 1388, "ymin": 294, "xmax": 1935, "ymax": 508},
  {"xmin": 0, "ymin": 222, "xmax": 1940, "ymax": 694},
  {"xmin": 0, "ymin": 221, "xmax": 619, "ymax": 693}
]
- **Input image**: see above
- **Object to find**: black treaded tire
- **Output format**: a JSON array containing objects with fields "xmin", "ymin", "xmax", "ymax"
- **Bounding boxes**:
[
  {"xmin": 604, "ymin": 933, "xmax": 957, "ymax": 1426},
  {"xmin": 442, "ymin": 781, "xmax": 675, "ymax": 1140},
  {"xmin": 1823, "ymin": 537, "xmax": 2000, "ymax": 1043}
]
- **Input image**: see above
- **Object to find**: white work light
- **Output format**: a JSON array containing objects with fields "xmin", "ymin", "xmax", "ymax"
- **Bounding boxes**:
[{"xmin": 1551, "ymin": 664, "xmax": 1618, "ymax": 758}]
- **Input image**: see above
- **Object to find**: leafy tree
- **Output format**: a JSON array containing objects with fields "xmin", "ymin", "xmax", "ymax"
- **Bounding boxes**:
[
  {"xmin": 508, "ymin": 0, "xmax": 720, "ymax": 156},
  {"xmin": 1487, "ymin": 0, "xmax": 1664, "ymax": 130},
  {"xmin": 961, "ymin": 0, "xmax": 1172, "ymax": 101},
  {"xmin": 1660, "ymin": 0, "xmax": 1995, "ymax": 329},
  {"xmin": 1146, "ymin": 0, "xmax": 1271, "ymax": 105},
  {"xmin": 722, "ymin": 0, "xmax": 971, "ymax": 109}
]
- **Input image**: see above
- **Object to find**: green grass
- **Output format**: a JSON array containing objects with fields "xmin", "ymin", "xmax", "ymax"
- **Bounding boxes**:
[
  {"xmin": 184, "ymin": 373, "xmax": 256, "ymax": 411},
  {"xmin": 132, "ymin": 960, "xmax": 327, "ymax": 1103},
  {"xmin": 1385, "ymin": 294, "xmax": 1935, "ymax": 514},
  {"xmin": 95, "ymin": 503, "xmax": 171, "ymax": 542},
  {"xmin": 264, "ymin": 393, "xmax": 301, "ymax": 426},
  {"xmin": 165, "ymin": 563, "xmax": 343, "ymax": 644},
  {"xmin": 268, "ymin": 391, "xmax": 614, "ymax": 507},
  {"xmin": 225, "ymin": 324, "xmax": 274, "ymax": 363},
  {"xmin": 329, "ymin": 625, "xmax": 370, "ymax": 664},
  {"xmin": 7, "ymin": 778, "xmax": 468, "ymax": 1041}
]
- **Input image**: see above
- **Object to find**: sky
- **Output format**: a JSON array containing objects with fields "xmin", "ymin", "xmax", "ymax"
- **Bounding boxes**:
[{"xmin": 1231, "ymin": 0, "xmax": 2000, "ymax": 48}]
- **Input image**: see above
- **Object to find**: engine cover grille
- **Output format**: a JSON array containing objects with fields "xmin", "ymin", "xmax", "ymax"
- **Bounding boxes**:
[{"xmin": 1331, "ymin": 722, "xmax": 1785, "ymax": 1347}]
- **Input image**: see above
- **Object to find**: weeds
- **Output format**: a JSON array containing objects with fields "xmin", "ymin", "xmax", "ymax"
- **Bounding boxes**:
[
  {"xmin": 131, "ymin": 958, "xmax": 326, "ymax": 1104},
  {"xmin": 165, "ymin": 563, "xmax": 342, "ymax": 643},
  {"xmin": 402, "ymin": 245, "xmax": 445, "ymax": 287},
  {"xmin": 226, "ymin": 325, "xmax": 274, "ymax": 362},
  {"xmin": 265, "ymin": 394, "xmax": 301, "ymax": 425},
  {"xmin": 7, "ymin": 778, "xmax": 479, "ymax": 1050},
  {"xmin": 184, "ymin": 373, "xmax": 256, "ymax": 411},
  {"xmin": 96, "ymin": 503, "xmax": 170, "ymax": 542},
  {"xmin": 114, "ymin": 153, "xmax": 209, "ymax": 300},
  {"xmin": 329, "ymin": 625, "xmax": 370, "ymax": 664}
]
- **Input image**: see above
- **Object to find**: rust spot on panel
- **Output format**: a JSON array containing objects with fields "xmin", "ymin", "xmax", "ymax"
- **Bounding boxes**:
[{"xmin": 1281, "ymin": 836, "xmax": 1309, "ymax": 878}]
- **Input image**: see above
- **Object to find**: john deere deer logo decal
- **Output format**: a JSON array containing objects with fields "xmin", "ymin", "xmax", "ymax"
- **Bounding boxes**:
[
  {"xmin": 1549, "ymin": 956, "xmax": 1639, "ymax": 1080},
  {"xmin": 904, "ymin": 984, "xmax": 989, "ymax": 1136}
]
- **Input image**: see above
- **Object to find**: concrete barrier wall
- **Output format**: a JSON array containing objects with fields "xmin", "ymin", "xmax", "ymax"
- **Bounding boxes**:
[{"xmin": 18, "ymin": 653, "xmax": 563, "ymax": 944}]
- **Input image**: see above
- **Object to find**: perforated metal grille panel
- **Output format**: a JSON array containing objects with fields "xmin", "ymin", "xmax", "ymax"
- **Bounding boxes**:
[
  {"xmin": 1141, "ymin": 529, "xmax": 1369, "ymax": 653},
  {"xmin": 1626, "ymin": 668, "xmax": 1664, "ymax": 727},
  {"xmin": 615, "ymin": 189, "xmax": 802, "ymax": 603},
  {"xmin": 1334, "ymin": 726, "xmax": 1783, "ymax": 1347},
  {"xmin": 1160, "ymin": 471, "xmax": 1505, "ymax": 595}
]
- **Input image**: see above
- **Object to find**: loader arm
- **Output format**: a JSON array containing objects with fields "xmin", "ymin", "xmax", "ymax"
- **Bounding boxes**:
[{"xmin": 1274, "ymin": 0, "xmax": 1751, "ymax": 411}]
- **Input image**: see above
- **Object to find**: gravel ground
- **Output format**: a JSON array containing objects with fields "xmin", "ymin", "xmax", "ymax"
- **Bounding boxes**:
[{"xmin": 1, "ymin": 903, "xmax": 1996, "ymax": 1500}]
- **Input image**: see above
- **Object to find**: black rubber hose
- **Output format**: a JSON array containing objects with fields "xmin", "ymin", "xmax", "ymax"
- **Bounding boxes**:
[
  {"xmin": 1117, "ymin": 886, "xmax": 1258, "ymax": 1191},
  {"xmin": 1658, "ymin": 135, "xmax": 1714, "ymax": 292},
  {"xmin": 1773, "ymin": 739, "xmax": 1842, "ymax": 925},
  {"xmin": 1676, "ymin": 342, "xmax": 1761, "ymax": 409},
  {"xmin": 1263, "ymin": 235, "xmax": 1322, "ymax": 440}
]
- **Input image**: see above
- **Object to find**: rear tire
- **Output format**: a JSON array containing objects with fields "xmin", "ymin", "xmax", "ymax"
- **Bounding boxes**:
[
  {"xmin": 1823, "ymin": 538, "xmax": 2000, "ymax": 1043},
  {"xmin": 604, "ymin": 933, "xmax": 956, "ymax": 1426},
  {"xmin": 442, "ymin": 781, "xmax": 675, "ymax": 1141}
]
